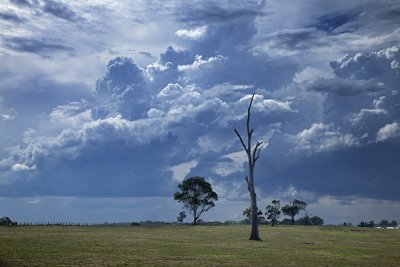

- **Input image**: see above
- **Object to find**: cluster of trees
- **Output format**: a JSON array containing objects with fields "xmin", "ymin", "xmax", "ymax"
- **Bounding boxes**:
[
  {"xmin": 172, "ymin": 177, "xmax": 325, "ymax": 227},
  {"xmin": 242, "ymin": 199, "xmax": 324, "ymax": 226}
]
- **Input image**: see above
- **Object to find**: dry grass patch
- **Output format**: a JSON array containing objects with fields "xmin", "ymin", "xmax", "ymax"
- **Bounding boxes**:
[{"xmin": 0, "ymin": 225, "xmax": 399, "ymax": 266}]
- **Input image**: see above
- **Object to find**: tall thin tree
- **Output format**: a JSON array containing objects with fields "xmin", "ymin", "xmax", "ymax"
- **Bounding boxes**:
[{"xmin": 234, "ymin": 93, "xmax": 263, "ymax": 240}]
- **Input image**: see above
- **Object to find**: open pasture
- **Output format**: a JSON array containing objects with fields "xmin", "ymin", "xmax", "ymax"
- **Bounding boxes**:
[{"xmin": 0, "ymin": 225, "xmax": 399, "ymax": 266}]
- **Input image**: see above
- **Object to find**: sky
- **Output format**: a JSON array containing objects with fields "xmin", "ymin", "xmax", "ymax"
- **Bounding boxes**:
[{"xmin": 0, "ymin": 0, "xmax": 399, "ymax": 225}]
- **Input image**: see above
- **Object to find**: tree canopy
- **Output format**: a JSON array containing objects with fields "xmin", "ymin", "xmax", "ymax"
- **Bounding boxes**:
[
  {"xmin": 177, "ymin": 211, "xmax": 186, "ymax": 224},
  {"xmin": 281, "ymin": 199, "xmax": 307, "ymax": 225},
  {"xmin": 174, "ymin": 176, "xmax": 218, "ymax": 225},
  {"xmin": 266, "ymin": 200, "xmax": 281, "ymax": 226},
  {"xmin": 310, "ymin": 216, "xmax": 324, "ymax": 225}
]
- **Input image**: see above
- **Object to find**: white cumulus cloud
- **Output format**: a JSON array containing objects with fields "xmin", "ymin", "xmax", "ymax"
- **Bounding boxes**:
[
  {"xmin": 376, "ymin": 122, "xmax": 400, "ymax": 142},
  {"xmin": 291, "ymin": 123, "xmax": 357, "ymax": 153},
  {"xmin": 177, "ymin": 55, "xmax": 227, "ymax": 71},
  {"xmin": 11, "ymin": 163, "xmax": 37, "ymax": 171},
  {"xmin": 175, "ymin": 26, "xmax": 207, "ymax": 40}
]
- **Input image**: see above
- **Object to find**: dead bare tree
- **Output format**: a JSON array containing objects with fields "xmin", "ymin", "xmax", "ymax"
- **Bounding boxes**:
[{"xmin": 234, "ymin": 93, "xmax": 263, "ymax": 241}]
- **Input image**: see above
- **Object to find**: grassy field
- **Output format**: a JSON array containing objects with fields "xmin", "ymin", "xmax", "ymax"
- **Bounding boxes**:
[{"xmin": 0, "ymin": 225, "xmax": 399, "ymax": 266}]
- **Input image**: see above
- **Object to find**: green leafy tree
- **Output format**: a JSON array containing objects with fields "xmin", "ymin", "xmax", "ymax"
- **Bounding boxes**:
[
  {"xmin": 281, "ymin": 199, "xmax": 307, "ymax": 225},
  {"xmin": 174, "ymin": 176, "xmax": 218, "ymax": 225},
  {"xmin": 177, "ymin": 211, "xmax": 186, "ymax": 224},
  {"xmin": 265, "ymin": 200, "xmax": 281, "ymax": 226}
]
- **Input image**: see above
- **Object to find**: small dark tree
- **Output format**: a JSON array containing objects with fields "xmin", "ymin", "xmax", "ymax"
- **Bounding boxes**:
[
  {"xmin": 243, "ymin": 207, "xmax": 265, "ymax": 224},
  {"xmin": 234, "ymin": 93, "xmax": 263, "ymax": 240},
  {"xmin": 310, "ymin": 216, "xmax": 324, "ymax": 225},
  {"xmin": 177, "ymin": 211, "xmax": 186, "ymax": 224},
  {"xmin": 358, "ymin": 221, "xmax": 367, "ymax": 227},
  {"xmin": 174, "ymin": 176, "xmax": 218, "ymax": 225},
  {"xmin": 379, "ymin": 219, "xmax": 390, "ymax": 227},
  {"xmin": 265, "ymin": 200, "xmax": 281, "ymax": 226},
  {"xmin": 281, "ymin": 199, "xmax": 307, "ymax": 225},
  {"xmin": 391, "ymin": 220, "xmax": 398, "ymax": 227},
  {"xmin": 0, "ymin": 217, "xmax": 13, "ymax": 226}
]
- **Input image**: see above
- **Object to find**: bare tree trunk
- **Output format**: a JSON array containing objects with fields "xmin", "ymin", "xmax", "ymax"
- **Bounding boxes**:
[
  {"xmin": 235, "ymin": 94, "xmax": 263, "ymax": 241},
  {"xmin": 249, "ymin": 183, "xmax": 260, "ymax": 240}
]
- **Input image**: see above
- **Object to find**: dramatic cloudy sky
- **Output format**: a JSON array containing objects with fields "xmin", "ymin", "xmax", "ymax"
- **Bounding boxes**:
[{"xmin": 1, "ymin": 0, "xmax": 400, "ymax": 224}]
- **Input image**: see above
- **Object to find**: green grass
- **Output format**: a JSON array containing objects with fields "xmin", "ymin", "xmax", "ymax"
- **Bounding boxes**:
[{"xmin": 0, "ymin": 225, "xmax": 399, "ymax": 266}]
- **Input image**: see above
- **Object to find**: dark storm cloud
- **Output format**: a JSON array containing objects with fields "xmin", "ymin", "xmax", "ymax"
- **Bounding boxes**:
[
  {"xmin": 94, "ymin": 57, "xmax": 151, "ymax": 119},
  {"xmin": 173, "ymin": 1, "xmax": 266, "ymax": 59},
  {"xmin": 364, "ymin": 1, "xmax": 400, "ymax": 29},
  {"xmin": 138, "ymin": 51, "xmax": 154, "ymax": 58},
  {"xmin": 378, "ymin": 7, "xmax": 400, "ymax": 21},
  {"xmin": 9, "ymin": 0, "xmax": 36, "ymax": 7},
  {"xmin": 3, "ymin": 36, "xmax": 73, "ymax": 54},
  {"xmin": 1, "ymin": 77, "xmax": 92, "ymax": 115},
  {"xmin": 319, "ymin": 47, "xmax": 398, "ymax": 120},
  {"xmin": 257, "ymin": 140, "xmax": 400, "ymax": 201},
  {"xmin": 0, "ymin": 140, "xmax": 176, "ymax": 197},
  {"xmin": 0, "ymin": 0, "xmax": 298, "ymax": 202},
  {"xmin": 0, "ymin": 12, "xmax": 26, "ymax": 23},
  {"xmin": 173, "ymin": 3, "xmax": 299, "ymax": 88},
  {"xmin": 1, "ymin": 0, "xmax": 400, "ymax": 220},
  {"xmin": 315, "ymin": 10, "xmax": 360, "ymax": 34},
  {"xmin": 304, "ymin": 46, "xmax": 400, "ymax": 147},
  {"xmin": 175, "ymin": 0, "xmax": 265, "ymax": 23},
  {"xmin": 9, "ymin": 0, "xmax": 81, "ymax": 22},
  {"xmin": 42, "ymin": 0, "xmax": 80, "ymax": 22},
  {"xmin": 269, "ymin": 28, "xmax": 326, "ymax": 51},
  {"xmin": 95, "ymin": 57, "xmax": 147, "ymax": 97},
  {"xmin": 308, "ymin": 78, "xmax": 386, "ymax": 96},
  {"xmin": 330, "ymin": 47, "xmax": 400, "ymax": 88},
  {"xmin": 159, "ymin": 46, "xmax": 193, "ymax": 67}
]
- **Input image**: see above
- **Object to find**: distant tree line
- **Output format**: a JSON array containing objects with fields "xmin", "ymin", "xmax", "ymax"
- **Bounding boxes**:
[{"xmin": 358, "ymin": 220, "xmax": 398, "ymax": 228}]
